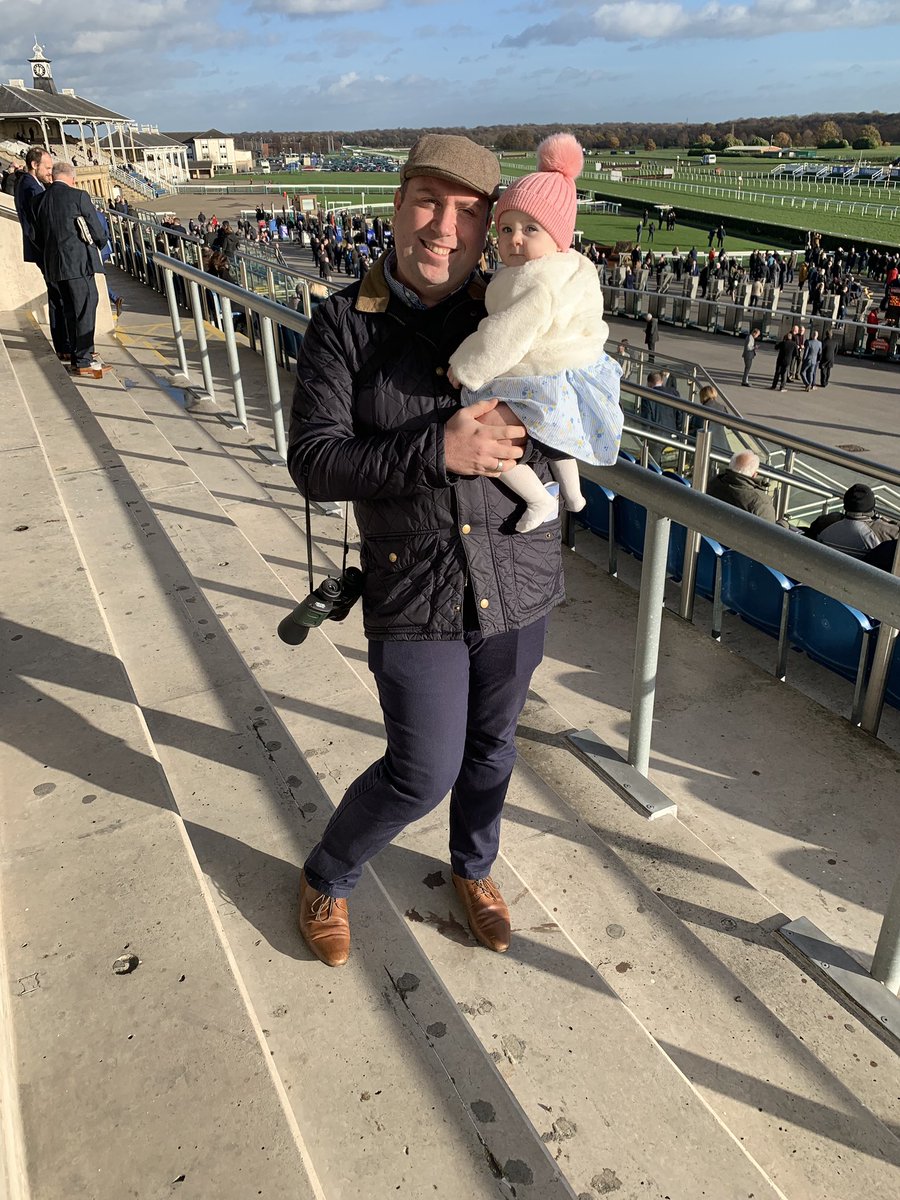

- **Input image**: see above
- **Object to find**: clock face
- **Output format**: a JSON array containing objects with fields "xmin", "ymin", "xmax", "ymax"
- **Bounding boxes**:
[{"xmin": 33, "ymin": 62, "xmax": 48, "ymax": 77}]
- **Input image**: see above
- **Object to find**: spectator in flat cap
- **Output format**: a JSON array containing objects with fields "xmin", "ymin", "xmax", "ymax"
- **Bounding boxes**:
[{"xmin": 288, "ymin": 133, "xmax": 564, "ymax": 968}]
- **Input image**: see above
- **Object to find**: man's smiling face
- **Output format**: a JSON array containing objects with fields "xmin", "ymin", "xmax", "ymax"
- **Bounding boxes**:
[{"xmin": 391, "ymin": 176, "xmax": 489, "ymax": 306}]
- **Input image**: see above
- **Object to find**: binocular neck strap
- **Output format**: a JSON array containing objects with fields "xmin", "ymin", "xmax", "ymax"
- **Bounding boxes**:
[{"xmin": 303, "ymin": 473, "xmax": 351, "ymax": 593}]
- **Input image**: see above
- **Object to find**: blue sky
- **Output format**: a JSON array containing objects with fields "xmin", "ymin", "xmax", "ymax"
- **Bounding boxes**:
[{"xmin": 3, "ymin": 1, "xmax": 899, "ymax": 133}]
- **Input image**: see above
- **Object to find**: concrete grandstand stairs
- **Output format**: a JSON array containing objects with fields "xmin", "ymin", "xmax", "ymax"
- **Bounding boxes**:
[{"xmin": 1, "ymin": 304, "xmax": 898, "ymax": 1200}]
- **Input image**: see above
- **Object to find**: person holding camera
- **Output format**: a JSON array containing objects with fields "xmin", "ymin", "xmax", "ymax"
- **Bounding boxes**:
[{"xmin": 287, "ymin": 134, "xmax": 565, "ymax": 968}]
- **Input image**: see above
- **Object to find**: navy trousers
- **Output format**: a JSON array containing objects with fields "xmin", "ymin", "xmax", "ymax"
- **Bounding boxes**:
[
  {"xmin": 46, "ymin": 280, "xmax": 71, "ymax": 356},
  {"xmin": 57, "ymin": 276, "xmax": 98, "ymax": 368},
  {"xmin": 304, "ymin": 617, "xmax": 547, "ymax": 897}
]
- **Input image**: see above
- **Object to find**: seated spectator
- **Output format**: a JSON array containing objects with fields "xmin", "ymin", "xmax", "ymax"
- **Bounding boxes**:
[
  {"xmin": 689, "ymin": 385, "xmax": 731, "ymax": 456},
  {"xmin": 862, "ymin": 537, "xmax": 899, "ymax": 572},
  {"xmin": 807, "ymin": 484, "xmax": 899, "ymax": 559},
  {"xmin": 708, "ymin": 450, "xmax": 780, "ymax": 523},
  {"xmin": 641, "ymin": 370, "xmax": 683, "ymax": 434}
]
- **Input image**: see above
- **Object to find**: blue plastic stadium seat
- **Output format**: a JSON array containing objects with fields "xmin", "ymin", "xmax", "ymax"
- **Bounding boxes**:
[
  {"xmin": 788, "ymin": 586, "xmax": 876, "ymax": 724},
  {"xmin": 720, "ymin": 551, "xmax": 795, "ymax": 678},
  {"xmin": 668, "ymin": 523, "xmax": 687, "ymax": 579},
  {"xmin": 577, "ymin": 478, "xmax": 615, "ymax": 540},
  {"xmin": 614, "ymin": 494, "xmax": 647, "ymax": 560},
  {"xmin": 575, "ymin": 477, "xmax": 617, "ymax": 575},
  {"xmin": 885, "ymin": 641, "xmax": 900, "ymax": 711},
  {"xmin": 697, "ymin": 536, "xmax": 726, "ymax": 602}
]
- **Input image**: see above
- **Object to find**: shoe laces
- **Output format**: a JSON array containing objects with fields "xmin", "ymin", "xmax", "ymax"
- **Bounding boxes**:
[
  {"xmin": 470, "ymin": 876, "xmax": 500, "ymax": 899},
  {"xmin": 310, "ymin": 893, "xmax": 342, "ymax": 921}
]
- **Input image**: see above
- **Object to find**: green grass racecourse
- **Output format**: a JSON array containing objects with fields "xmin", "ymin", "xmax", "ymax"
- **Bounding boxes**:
[
  {"xmin": 210, "ymin": 159, "xmax": 899, "ymax": 247},
  {"xmin": 214, "ymin": 173, "xmax": 789, "ymax": 250}
]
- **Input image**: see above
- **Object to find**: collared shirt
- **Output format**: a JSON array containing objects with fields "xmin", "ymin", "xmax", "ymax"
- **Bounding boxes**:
[
  {"xmin": 382, "ymin": 248, "xmax": 478, "ymax": 312},
  {"xmin": 382, "ymin": 249, "xmax": 428, "ymax": 310}
]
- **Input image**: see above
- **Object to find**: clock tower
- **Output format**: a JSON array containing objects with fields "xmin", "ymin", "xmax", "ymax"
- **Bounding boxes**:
[{"xmin": 29, "ymin": 40, "xmax": 58, "ymax": 95}]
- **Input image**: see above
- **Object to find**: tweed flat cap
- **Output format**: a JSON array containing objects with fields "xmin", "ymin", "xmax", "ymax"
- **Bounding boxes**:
[{"xmin": 401, "ymin": 134, "xmax": 500, "ymax": 202}]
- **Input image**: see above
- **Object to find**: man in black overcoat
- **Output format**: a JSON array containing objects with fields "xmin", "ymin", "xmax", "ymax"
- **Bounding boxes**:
[{"xmin": 32, "ymin": 161, "xmax": 108, "ymax": 373}]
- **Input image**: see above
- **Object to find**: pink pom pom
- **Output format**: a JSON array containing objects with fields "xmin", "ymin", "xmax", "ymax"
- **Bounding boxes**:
[{"xmin": 536, "ymin": 133, "xmax": 583, "ymax": 180}]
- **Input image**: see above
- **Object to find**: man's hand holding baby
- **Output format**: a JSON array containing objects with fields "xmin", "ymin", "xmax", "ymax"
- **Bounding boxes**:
[{"xmin": 444, "ymin": 397, "xmax": 527, "ymax": 477}]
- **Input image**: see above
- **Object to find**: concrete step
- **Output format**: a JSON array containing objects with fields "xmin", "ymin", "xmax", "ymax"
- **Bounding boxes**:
[
  {"xmin": 99, "ymin": 301, "xmax": 900, "ymax": 1200},
  {"xmin": 0, "ymin": 327, "xmax": 323, "ymax": 1200},
  {"xmin": 1, "ymin": 317, "xmax": 572, "ymax": 1200},
  {"xmin": 6, "ymin": 299, "xmax": 900, "ymax": 1199}
]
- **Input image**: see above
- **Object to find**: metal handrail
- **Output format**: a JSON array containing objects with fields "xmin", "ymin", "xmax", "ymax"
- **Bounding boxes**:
[
  {"xmin": 154, "ymin": 251, "xmax": 308, "ymax": 463},
  {"xmin": 106, "ymin": 208, "xmax": 900, "ymax": 493},
  {"xmin": 121, "ymin": 249, "xmax": 900, "ymax": 993},
  {"xmin": 596, "ymin": 460, "xmax": 900, "ymax": 993},
  {"xmin": 621, "ymin": 378, "xmax": 900, "ymax": 490},
  {"xmin": 605, "ymin": 280, "xmax": 898, "ymax": 351}
]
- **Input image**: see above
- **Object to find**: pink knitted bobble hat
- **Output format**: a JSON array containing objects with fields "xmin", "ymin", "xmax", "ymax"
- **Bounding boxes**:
[{"xmin": 494, "ymin": 133, "xmax": 584, "ymax": 251}]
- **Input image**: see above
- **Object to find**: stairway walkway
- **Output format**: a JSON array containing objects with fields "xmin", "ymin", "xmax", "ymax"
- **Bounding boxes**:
[{"xmin": 1, "ymin": 284, "xmax": 898, "ymax": 1200}]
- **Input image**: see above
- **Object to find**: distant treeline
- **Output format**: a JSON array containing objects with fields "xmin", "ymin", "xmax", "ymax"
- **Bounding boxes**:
[{"xmin": 234, "ymin": 113, "xmax": 900, "ymax": 155}]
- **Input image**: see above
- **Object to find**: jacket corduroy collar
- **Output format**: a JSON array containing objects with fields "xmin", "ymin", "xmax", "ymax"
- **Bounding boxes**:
[{"xmin": 355, "ymin": 256, "xmax": 487, "ymax": 315}]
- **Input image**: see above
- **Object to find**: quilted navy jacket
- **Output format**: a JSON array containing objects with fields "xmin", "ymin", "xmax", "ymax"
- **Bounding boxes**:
[{"xmin": 287, "ymin": 259, "xmax": 564, "ymax": 641}]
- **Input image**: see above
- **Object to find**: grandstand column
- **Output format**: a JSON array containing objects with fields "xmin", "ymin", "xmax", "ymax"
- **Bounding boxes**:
[
  {"xmin": 91, "ymin": 122, "xmax": 102, "ymax": 164},
  {"xmin": 105, "ymin": 122, "xmax": 117, "ymax": 165},
  {"xmin": 128, "ymin": 124, "xmax": 137, "ymax": 163},
  {"xmin": 37, "ymin": 116, "xmax": 50, "ymax": 154},
  {"xmin": 56, "ymin": 118, "xmax": 70, "ymax": 161},
  {"xmin": 76, "ymin": 119, "xmax": 86, "ymax": 157},
  {"xmin": 117, "ymin": 123, "xmax": 128, "ymax": 167}
]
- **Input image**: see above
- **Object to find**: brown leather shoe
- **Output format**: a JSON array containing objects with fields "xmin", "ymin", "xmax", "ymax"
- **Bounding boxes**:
[
  {"xmin": 298, "ymin": 873, "xmax": 350, "ymax": 967},
  {"xmin": 452, "ymin": 873, "xmax": 510, "ymax": 953}
]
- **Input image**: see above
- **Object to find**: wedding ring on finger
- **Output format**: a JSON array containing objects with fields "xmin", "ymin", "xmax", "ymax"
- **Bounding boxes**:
[{"xmin": 495, "ymin": 457, "xmax": 504, "ymax": 473}]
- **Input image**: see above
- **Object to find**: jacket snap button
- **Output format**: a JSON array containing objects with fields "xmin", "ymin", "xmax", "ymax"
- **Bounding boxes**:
[
  {"xmin": 461, "ymin": 524, "xmax": 471, "ymax": 535},
  {"xmin": 435, "ymin": 366, "xmax": 445, "ymax": 376},
  {"xmin": 479, "ymin": 598, "xmax": 489, "ymax": 609},
  {"xmin": 388, "ymin": 552, "xmax": 398, "ymax": 563}
]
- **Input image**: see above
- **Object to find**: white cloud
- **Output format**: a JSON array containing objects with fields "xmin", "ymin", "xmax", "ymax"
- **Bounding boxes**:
[
  {"xmin": 250, "ymin": 0, "xmax": 384, "ymax": 13},
  {"xmin": 501, "ymin": 0, "xmax": 900, "ymax": 46}
]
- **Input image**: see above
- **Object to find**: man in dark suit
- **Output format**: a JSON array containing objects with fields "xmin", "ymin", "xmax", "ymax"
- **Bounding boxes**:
[
  {"xmin": 771, "ymin": 332, "xmax": 794, "ymax": 392},
  {"xmin": 644, "ymin": 312, "xmax": 658, "ymax": 362},
  {"xmin": 32, "ymin": 161, "xmax": 108, "ymax": 374},
  {"xmin": 14, "ymin": 147, "xmax": 71, "ymax": 360}
]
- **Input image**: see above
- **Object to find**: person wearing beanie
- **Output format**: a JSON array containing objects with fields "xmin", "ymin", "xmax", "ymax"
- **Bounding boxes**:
[
  {"xmin": 808, "ymin": 482, "xmax": 899, "ymax": 558},
  {"xmin": 449, "ymin": 133, "xmax": 623, "ymax": 532}
]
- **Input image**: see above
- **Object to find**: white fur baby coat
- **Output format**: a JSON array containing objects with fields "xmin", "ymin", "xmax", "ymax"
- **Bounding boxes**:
[
  {"xmin": 449, "ymin": 251, "xmax": 622, "ymax": 466},
  {"xmin": 449, "ymin": 250, "xmax": 609, "ymax": 388}
]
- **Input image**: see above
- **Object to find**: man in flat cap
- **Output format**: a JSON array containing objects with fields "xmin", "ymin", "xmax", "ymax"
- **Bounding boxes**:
[{"xmin": 288, "ymin": 134, "xmax": 565, "ymax": 966}]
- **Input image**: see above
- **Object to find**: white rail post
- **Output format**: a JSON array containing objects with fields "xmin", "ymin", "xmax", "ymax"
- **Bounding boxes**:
[
  {"xmin": 161, "ymin": 267, "xmax": 190, "ymax": 380},
  {"xmin": 187, "ymin": 279, "xmax": 216, "ymax": 401},
  {"xmin": 259, "ymin": 315, "xmax": 288, "ymax": 463},
  {"xmin": 628, "ymin": 510, "xmax": 672, "ymax": 776}
]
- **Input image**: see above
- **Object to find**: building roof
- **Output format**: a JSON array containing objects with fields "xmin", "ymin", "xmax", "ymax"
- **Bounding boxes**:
[
  {"xmin": 0, "ymin": 83, "xmax": 131, "ymax": 123},
  {"xmin": 129, "ymin": 130, "xmax": 187, "ymax": 150},
  {"xmin": 164, "ymin": 129, "xmax": 231, "ymax": 143}
]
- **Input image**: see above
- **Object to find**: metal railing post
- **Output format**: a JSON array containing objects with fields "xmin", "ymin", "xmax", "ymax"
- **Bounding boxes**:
[
  {"xmin": 678, "ymin": 428, "xmax": 712, "ymax": 621},
  {"xmin": 860, "ymin": 538, "xmax": 900, "ymax": 734},
  {"xmin": 239, "ymin": 259, "xmax": 257, "ymax": 352},
  {"xmin": 871, "ymin": 869, "xmax": 900, "ymax": 995},
  {"xmin": 259, "ymin": 315, "xmax": 288, "ymax": 462},
  {"xmin": 124, "ymin": 218, "xmax": 140, "ymax": 280},
  {"xmin": 777, "ymin": 448, "xmax": 796, "ymax": 521},
  {"xmin": 161, "ymin": 267, "xmax": 190, "ymax": 380},
  {"xmin": 187, "ymin": 280, "xmax": 216, "ymax": 401},
  {"xmin": 266, "ymin": 265, "xmax": 276, "ymax": 302},
  {"xmin": 219, "ymin": 296, "xmax": 247, "ymax": 428},
  {"xmin": 628, "ymin": 510, "xmax": 671, "ymax": 777}
]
